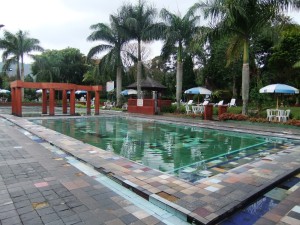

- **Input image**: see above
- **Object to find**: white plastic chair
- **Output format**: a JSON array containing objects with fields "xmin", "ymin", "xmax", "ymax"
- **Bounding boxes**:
[
  {"xmin": 266, "ymin": 109, "xmax": 275, "ymax": 121},
  {"xmin": 185, "ymin": 105, "xmax": 191, "ymax": 114},
  {"xmin": 276, "ymin": 110, "xmax": 285, "ymax": 122},
  {"xmin": 228, "ymin": 99, "xmax": 236, "ymax": 107},
  {"xmin": 282, "ymin": 109, "xmax": 290, "ymax": 122},
  {"xmin": 192, "ymin": 106, "xmax": 199, "ymax": 114}
]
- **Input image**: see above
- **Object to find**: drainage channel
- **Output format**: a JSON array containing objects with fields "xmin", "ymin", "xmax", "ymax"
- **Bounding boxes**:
[{"xmin": 14, "ymin": 124, "xmax": 191, "ymax": 225}]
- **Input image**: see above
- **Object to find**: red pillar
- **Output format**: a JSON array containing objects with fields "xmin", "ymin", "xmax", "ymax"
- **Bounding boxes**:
[
  {"xmin": 42, "ymin": 89, "xmax": 48, "ymax": 114},
  {"xmin": 49, "ymin": 89, "xmax": 55, "ymax": 116},
  {"xmin": 11, "ymin": 88, "xmax": 16, "ymax": 115},
  {"xmin": 15, "ymin": 87, "xmax": 22, "ymax": 117},
  {"xmin": 70, "ymin": 90, "xmax": 76, "ymax": 115},
  {"xmin": 62, "ymin": 90, "xmax": 68, "ymax": 114},
  {"xmin": 94, "ymin": 91, "xmax": 100, "ymax": 115},
  {"xmin": 86, "ymin": 92, "xmax": 91, "ymax": 115}
]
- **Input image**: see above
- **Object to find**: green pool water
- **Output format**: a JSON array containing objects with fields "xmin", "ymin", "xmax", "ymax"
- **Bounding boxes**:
[{"xmin": 32, "ymin": 116, "xmax": 296, "ymax": 182}]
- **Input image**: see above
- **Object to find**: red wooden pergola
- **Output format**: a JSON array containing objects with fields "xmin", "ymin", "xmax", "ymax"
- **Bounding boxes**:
[{"xmin": 10, "ymin": 81, "xmax": 102, "ymax": 117}]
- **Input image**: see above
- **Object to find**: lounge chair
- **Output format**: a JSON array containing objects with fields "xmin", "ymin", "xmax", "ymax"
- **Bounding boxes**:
[
  {"xmin": 187, "ymin": 100, "xmax": 193, "ymax": 105},
  {"xmin": 214, "ymin": 100, "xmax": 224, "ymax": 107},
  {"xmin": 122, "ymin": 103, "xmax": 128, "ymax": 111},
  {"xmin": 228, "ymin": 98, "xmax": 236, "ymax": 107},
  {"xmin": 102, "ymin": 101, "xmax": 114, "ymax": 110},
  {"xmin": 199, "ymin": 100, "xmax": 209, "ymax": 106}
]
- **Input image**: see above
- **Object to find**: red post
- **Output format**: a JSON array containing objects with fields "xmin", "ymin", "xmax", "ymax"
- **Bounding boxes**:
[
  {"xmin": 218, "ymin": 105, "xmax": 228, "ymax": 117},
  {"xmin": 42, "ymin": 89, "xmax": 48, "ymax": 114},
  {"xmin": 94, "ymin": 91, "xmax": 100, "ymax": 115},
  {"xmin": 15, "ymin": 87, "xmax": 22, "ymax": 117},
  {"xmin": 62, "ymin": 90, "xmax": 68, "ymax": 114},
  {"xmin": 70, "ymin": 90, "xmax": 76, "ymax": 115},
  {"xmin": 86, "ymin": 92, "xmax": 91, "ymax": 115},
  {"xmin": 204, "ymin": 104, "xmax": 213, "ymax": 120},
  {"xmin": 49, "ymin": 88, "xmax": 55, "ymax": 116},
  {"xmin": 11, "ymin": 88, "xmax": 15, "ymax": 115}
]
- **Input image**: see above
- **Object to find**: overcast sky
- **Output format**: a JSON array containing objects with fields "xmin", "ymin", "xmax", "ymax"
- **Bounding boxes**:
[{"xmin": 1, "ymin": 0, "xmax": 300, "ymax": 63}]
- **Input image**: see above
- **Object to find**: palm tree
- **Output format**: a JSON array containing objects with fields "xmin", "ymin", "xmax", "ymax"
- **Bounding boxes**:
[
  {"xmin": 0, "ymin": 30, "xmax": 43, "ymax": 81},
  {"xmin": 87, "ymin": 14, "xmax": 128, "ymax": 107},
  {"xmin": 120, "ymin": 0, "xmax": 162, "ymax": 99},
  {"xmin": 192, "ymin": 0, "xmax": 300, "ymax": 115},
  {"xmin": 160, "ymin": 8, "xmax": 201, "ymax": 109}
]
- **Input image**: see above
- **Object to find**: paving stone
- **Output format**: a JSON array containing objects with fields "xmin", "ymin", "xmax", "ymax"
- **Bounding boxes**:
[
  {"xmin": 119, "ymin": 213, "xmax": 139, "ymax": 224},
  {"xmin": 0, "ymin": 216, "xmax": 22, "ymax": 225},
  {"xmin": 40, "ymin": 212, "xmax": 61, "ymax": 224},
  {"xmin": 0, "ymin": 209, "xmax": 18, "ymax": 220}
]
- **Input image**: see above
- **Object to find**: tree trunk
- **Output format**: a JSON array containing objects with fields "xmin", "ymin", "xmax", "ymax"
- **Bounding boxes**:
[
  {"xmin": 242, "ymin": 40, "xmax": 250, "ymax": 115},
  {"xmin": 21, "ymin": 56, "xmax": 25, "ymax": 100},
  {"xmin": 116, "ymin": 66, "xmax": 122, "ymax": 107},
  {"xmin": 16, "ymin": 62, "xmax": 21, "ymax": 80},
  {"xmin": 137, "ymin": 39, "xmax": 142, "ymax": 99},
  {"xmin": 232, "ymin": 74, "xmax": 237, "ymax": 98},
  {"xmin": 176, "ymin": 62, "xmax": 183, "ymax": 110},
  {"xmin": 242, "ymin": 63, "xmax": 249, "ymax": 115},
  {"xmin": 137, "ymin": 61, "xmax": 142, "ymax": 99},
  {"xmin": 21, "ymin": 56, "xmax": 24, "ymax": 81}
]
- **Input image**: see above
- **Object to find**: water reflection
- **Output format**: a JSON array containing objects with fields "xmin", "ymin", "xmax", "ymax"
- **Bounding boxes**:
[{"xmin": 34, "ymin": 117, "xmax": 286, "ymax": 176}]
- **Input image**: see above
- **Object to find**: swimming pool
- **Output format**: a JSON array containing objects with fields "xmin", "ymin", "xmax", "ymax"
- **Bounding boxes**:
[{"xmin": 32, "ymin": 116, "xmax": 298, "ymax": 182}]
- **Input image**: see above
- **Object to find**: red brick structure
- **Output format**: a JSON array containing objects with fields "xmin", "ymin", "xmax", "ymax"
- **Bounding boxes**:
[
  {"xmin": 128, "ymin": 99, "xmax": 171, "ymax": 115},
  {"xmin": 10, "ymin": 81, "xmax": 102, "ymax": 117}
]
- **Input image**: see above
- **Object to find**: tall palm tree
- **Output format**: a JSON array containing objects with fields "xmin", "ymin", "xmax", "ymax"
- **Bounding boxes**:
[
  {"xmin": 160, "ymin": 8, "xmax": 201, "ymax": 109},
  {"xmin": 192, "ymin": 0, "xmax": 300, "ymax": 115},
  {"xmin": 120, "ymin": 0, "xmax": 162, "ymax": 99},
  {"xmin": 0, "ymin": 30, "xmax": 43, "ymax": 81},
  {"xmin": 87, "ymin": 14, "xmax": 128, "ymax": 107}
]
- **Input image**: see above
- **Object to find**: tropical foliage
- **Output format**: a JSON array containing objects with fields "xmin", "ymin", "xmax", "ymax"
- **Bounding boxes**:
[
  {"xmin": 192, "ymin": 0, "xmax": 300, "ymax": 114},
  {"xmin": 160, "ymin": 7, "xmax": 202, "ymax": 109},
  {"xmin": 120, "ymin": 0, "xmax": 162, "ymax": 99},
  {"xmin": 0, "ymin": 30, "xmax": 43, "ymax": 81},
  {"xmin": 87, "ymin": 12, "xmax": 129, "ymax": 107},
  {"xmin": 31, "ymin": 48, "xmax": 87, "ymax": 84}
]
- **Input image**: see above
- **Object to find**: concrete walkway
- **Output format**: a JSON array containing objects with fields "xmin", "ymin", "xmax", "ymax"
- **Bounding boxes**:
[{"xmin": 0, "ymin": 117, "xmax": 174, "ymax": 225}]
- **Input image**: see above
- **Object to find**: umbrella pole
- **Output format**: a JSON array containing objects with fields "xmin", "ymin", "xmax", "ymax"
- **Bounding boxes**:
[{"xmin": 277, "ymin": 96, "xmax": 279, "ymax": 109}]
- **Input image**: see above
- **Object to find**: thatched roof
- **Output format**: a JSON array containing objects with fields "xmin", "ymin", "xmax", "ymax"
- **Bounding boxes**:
[{"xmin": 127, "ymin": 76, "xmax": 166, "ymax": 91}]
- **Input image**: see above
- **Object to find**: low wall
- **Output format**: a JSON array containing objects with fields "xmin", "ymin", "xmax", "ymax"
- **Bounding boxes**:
[{"xmin": 128, "ymin": 99, "xmax": 171, "ymax": 115}]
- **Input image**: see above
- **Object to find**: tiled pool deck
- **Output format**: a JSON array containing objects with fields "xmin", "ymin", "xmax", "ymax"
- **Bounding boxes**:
[{"xmin": 0, "ymin": 110, "xmax": 299, "ymax": 225}]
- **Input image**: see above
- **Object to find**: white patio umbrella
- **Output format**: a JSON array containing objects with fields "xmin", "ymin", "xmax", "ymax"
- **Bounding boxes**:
[
  {"xmin": 121, "ymin": 89, "xmax": 137, "ymax": 96},
  {"xmin": 259, "ymin": 84, "xmax": 299, "ymax": 108},
  {"xmin": 36, "ymin": 89, "xmax": 50, "ymax": 94},
  {"xmin": 75, "ymin": 90, "xmax": 87, "ymax": 95},
  {"xmin": 0, "ymin": 89, "xmax": 10, "ymax": 100},
  {"xmin": 0, "ymin": 89, "xmax": 10, "ymax": 94},
  {"xmin": 184, "ymin": 87, "xmax": 212, "ymax": 103},
  {"xmin": 184, "ymin": 87, "xmax": 212, "ymax": 95}
]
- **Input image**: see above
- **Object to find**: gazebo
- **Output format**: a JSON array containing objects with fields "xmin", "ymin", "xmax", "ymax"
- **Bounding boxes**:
[
  {"xmin": 125, "ymin": 77, "xmax": 171, "ymax": 115},
  {"xmin": 127, "ymin": 76, "xmax": 167, "ymax": 92}
]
